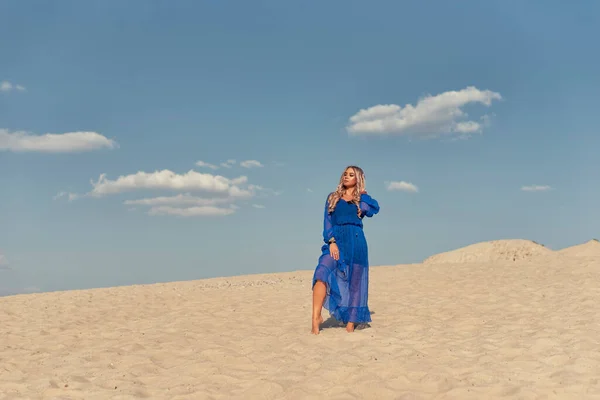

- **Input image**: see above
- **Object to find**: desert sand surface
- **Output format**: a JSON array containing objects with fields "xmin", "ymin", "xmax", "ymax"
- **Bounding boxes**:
[{"xmin": 1, "ymin": 239, "xmax": 600, "ymax": 399}]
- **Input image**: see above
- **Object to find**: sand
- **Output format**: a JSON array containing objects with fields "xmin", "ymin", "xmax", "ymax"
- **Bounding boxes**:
[{"xmin": 1, "ymin": 240, "xmax": 600, "ymax": 399}]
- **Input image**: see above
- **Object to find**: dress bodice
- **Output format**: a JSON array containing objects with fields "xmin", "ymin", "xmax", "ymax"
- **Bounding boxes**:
[
  {"xmin": 331, "ymin": 199, "xmax": 363, "ymax": 227},
  {"xmin": 322, "ymin": 193, "xmax": 380, "ymax": 244}
]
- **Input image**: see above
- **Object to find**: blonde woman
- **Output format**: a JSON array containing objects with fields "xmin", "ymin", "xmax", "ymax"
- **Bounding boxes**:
[{"xmin": 311, "ymin": 166, "xmax": 380, "ymax": 334}]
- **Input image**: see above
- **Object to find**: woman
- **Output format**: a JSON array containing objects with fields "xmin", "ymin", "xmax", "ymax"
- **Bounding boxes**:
[{"xmin": 311, "ymin": 165, "xmax": 380, "ymax": 334}]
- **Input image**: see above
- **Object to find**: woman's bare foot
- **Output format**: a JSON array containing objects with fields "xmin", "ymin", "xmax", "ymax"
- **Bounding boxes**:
[
  {"xmin": 311, "ymin": 315, "xmax": 324, "ymax": 335},
  {"xmin": 311, "ymin": 280, "xmax": 326, "ymax": 335},
  {"xmin": 346, "ymin": 322, "xmax": 355, "ymax": 333}
]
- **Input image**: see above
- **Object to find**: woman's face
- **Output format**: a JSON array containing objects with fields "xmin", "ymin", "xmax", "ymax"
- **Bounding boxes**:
[{"xmin": 342, "ymin": 168, "xmax": 357, "ymax": 188}]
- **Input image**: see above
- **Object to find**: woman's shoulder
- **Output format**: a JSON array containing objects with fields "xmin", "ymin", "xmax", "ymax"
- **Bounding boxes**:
[{"xmin": 323, "ymin": 192, "xmax": 335, "ymax": 207}]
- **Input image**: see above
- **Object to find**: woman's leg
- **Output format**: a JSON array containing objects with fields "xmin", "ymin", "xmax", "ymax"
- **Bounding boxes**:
[
  {"xmin": 346, "ymin": 263, "xmax": 370, "ymax": 332},
  {"xmin": 311, "ymin": 280, "xmax": 326, "ymax": 334},
  {"xmin": 346, "ymin": 268, "xmax": 358, "ymax": 332}
]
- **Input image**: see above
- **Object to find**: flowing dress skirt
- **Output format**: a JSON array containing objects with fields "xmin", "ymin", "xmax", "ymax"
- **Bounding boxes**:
[{"xmin": 312, "ymin": 223, "xmax": 371, "ymax": 324}]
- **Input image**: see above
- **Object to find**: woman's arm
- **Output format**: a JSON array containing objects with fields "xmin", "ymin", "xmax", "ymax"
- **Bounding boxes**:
[
  {"xmin": 359, "ymin": 192, "xmax": 380, "ymax": 218},
  {"xmin": 322, "ymin": 195, "xmax": 335, "ymax": 244}
]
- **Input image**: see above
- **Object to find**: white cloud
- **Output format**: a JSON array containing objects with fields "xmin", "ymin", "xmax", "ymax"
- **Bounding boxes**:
[
  {"xmin": 53, "ymin": 191, "xmax": 80, "ymax": 201},
  {"xmin": 0, "ymin": 129, "xmax": 117, "ymax": 153},
  {"xmin": 240, "ymin": 160, "xmax": 263, "ymax": 168},
  {"xmin": 148, "ymin": 205, "xmax": 236, "ymax": 217},
  {"xmin": 220, "ymin": 159, "xmax": 236, "ymax": 168},
  {"xmin": 252, "ymin": 204, "xmax": 265, "ymax": 209},
  {"xmin": 196, "ymin": 159, "xmax": 238, "ymax": 169},
  {"xmin": 347, "ymin": 86, "xmax": 501, "ymax": 138},
  {"xmin": 195, "ymin": 160, "xmax": 219, "ymax": 170},
  {"xmin": 122, "ymin": 188, "xmax": 267, "ymax": 217},
  {"xmin": 521, "ymin": 185, "xmax": 552, "ymax": 192},
  {"xmin": 386, "ymin": 181, "xmax": 419, "ymax": 193},
  {"xmin": 124, "ymin": 193, "xmax": 234, "ymax": 207},
  {"xmin": 0, "ymin": 81, "xmax": 26, "ymax": 93},
  {"xmin": 87, "ymin": 169, "xmax": 251, "ymax": 197},
  {"xmin": 195, "ymin": 159, "xmax": 264, "ymax": 170}
]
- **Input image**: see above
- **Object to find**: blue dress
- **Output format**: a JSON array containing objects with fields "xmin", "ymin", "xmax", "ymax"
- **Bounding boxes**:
[{"xmin": 312, "ymin": 193, "xmax": 380, "ymax": 324}]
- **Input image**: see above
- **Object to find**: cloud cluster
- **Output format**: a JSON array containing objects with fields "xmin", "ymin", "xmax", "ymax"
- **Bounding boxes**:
[
  {"xmin": 4, "ymin": 81, "xmax": 267, "ymax": 217},
  {"xmin": 12, "ymin": 78, "xmax": 552, "ymax": 218},
  {"xmin": 58, "ymin": 166, "xmax": 270, "ymax": 217},
  {"xmin": 0, "ymin": 129, "xmax": 117, "ymax": 153},
  {"xmin": 347, "ymin": 86, "xmax": 501, "ymax": 138},
  {"xmin": 0, "ymin": 81, "xmax": 25, "ymax": 93}
]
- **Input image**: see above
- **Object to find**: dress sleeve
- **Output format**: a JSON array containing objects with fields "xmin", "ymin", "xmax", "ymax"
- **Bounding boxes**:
[
  {"xmin": 322, "ymin": 195, "xmax": 335, "ymax": 244},
  {"xmin": 359, "ymin": 193, "xmax": 380, "ymax": 218}
]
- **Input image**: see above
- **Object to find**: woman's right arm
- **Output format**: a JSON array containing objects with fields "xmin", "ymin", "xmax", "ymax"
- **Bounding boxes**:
[
  {"xmin": 323, "ymin": 195, "xmax": 340, "ymax": 260},
  {"xmin": 322, "ymin": 194, "xmax": 334, "ymax": 245}
]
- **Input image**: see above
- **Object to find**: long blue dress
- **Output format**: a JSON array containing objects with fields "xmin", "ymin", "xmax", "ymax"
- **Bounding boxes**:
[{"xmin": 312, "ymin": 193, "xmax": 380, "ymax": 324}]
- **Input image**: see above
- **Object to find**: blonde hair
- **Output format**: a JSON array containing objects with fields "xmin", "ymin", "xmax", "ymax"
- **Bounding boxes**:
[{"xmin": 327, "ymin": 165, "xmax": 366, "ymax": 213}]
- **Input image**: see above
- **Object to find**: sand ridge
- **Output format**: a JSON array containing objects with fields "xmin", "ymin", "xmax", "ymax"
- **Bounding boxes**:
[
  {"xmin": 423, "ymin": 239, "xmax": 554, "ymax": 265},
  {"xmin": 1, "ymin": 240, "xmax": 600, "ymax": 399},
  {"xmin": 558, "ymin": 239, "xmax": 600, "ymax": 258}
]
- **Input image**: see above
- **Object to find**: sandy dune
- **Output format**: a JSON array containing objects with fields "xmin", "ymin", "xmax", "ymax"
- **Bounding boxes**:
[
  {"xmin": 558, "ymin": 239, "xmax": 600, "ymax": 258},
  {"xmin": 1, "ymin": 240, "xmax": 600, "ymax": 399},
  {"xmin": 423, "ymin": 239, "xmax": 555, "ymax": 264}
]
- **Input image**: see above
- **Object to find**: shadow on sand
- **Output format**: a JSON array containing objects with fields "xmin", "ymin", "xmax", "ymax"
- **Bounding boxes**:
[{"xmin": 320, "ymin": 311, "xmax": 375, "ymax": 331}]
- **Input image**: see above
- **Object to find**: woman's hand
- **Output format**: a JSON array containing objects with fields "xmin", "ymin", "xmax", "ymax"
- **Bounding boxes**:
[
  {"xmin": 358, "ymin": 191, "xmax": 367, "ymax": 216},
  {"xmin": 329, "ymin": 243, "xmax": 340, "ymax": 260}
]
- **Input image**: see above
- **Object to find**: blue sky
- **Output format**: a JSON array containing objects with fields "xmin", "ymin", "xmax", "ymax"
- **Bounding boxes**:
[{"xmin": 1, "ymin": 0, "xmax": 599, "ymax": 295}]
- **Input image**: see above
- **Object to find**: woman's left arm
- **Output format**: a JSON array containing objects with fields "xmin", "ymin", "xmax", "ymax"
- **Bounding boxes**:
[{"xmin": 359, "ymin": 192, "xmax": 380, "ymax": 218}]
